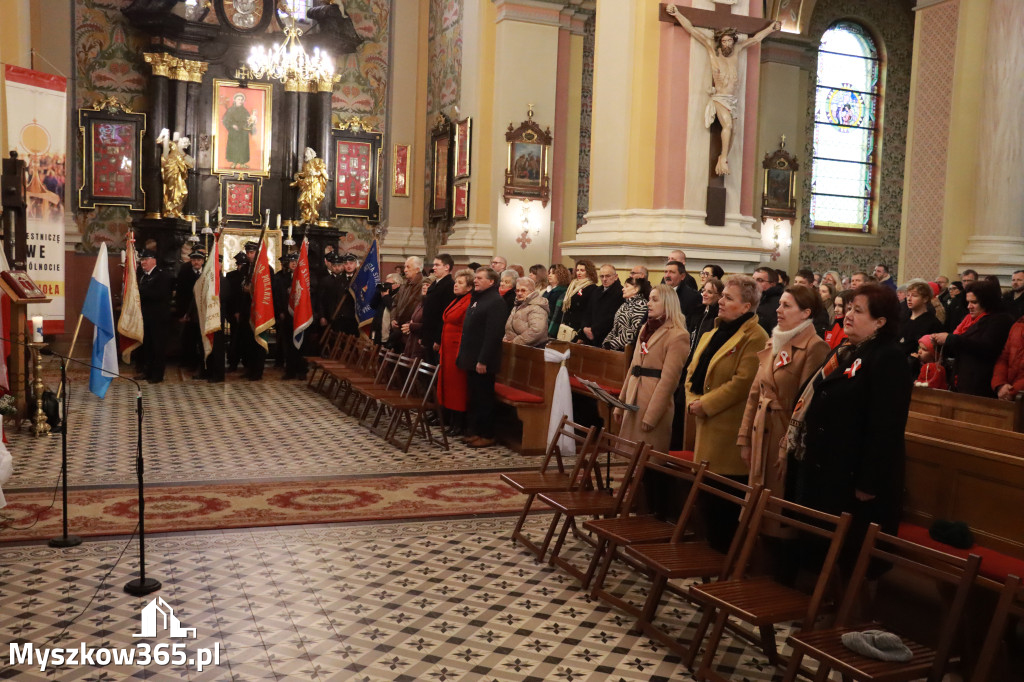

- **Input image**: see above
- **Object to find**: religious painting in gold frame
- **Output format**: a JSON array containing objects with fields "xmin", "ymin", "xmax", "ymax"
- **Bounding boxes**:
[
  {"xmin": 503, "ymin": 109, "xmax": 552, "ymax": 207},
  {"xmin": 392, "ymin": 143, "xmax": 410, "ymax": 197},
  {"xmin": 211, "ymin": 79, "xmax": 273, "ymax": 176},
  {"xmin": 219, "ymin": 226, "xmax": 281, "ymax": 274},
  {"xmin": 429, "ymin": 114, "xmax": 453, "ymax": 220},
  {"xmin": 453, "ymin": 117, "xmax": 471, "ymax": 180},
  {"xmin": 453, "ymin": 182, "xmax": 469, "ymax": 221},
  {"xmin": 761, "ymin": 140, "xmax": 799, "ymax": 219},
  {"xmin": 78, "ymin": 98, "xmax": 146, "ymax": 211}
]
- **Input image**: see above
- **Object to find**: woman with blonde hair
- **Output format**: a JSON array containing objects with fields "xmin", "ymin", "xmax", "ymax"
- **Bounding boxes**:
[{"xmin": 613, "ymin": 284, "xmax": 690, "ymax": 452}]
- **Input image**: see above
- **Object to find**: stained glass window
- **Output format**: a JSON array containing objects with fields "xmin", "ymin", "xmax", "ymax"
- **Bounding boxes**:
[{"xmin": 810, "ymin": 22, "xmax": 880, "ymax": 233}]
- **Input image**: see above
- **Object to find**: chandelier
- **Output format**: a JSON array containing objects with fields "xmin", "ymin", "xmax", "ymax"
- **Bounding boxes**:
[{"xmin": 246, "ymin": 11, "xmax": 334, "ymax": 84}]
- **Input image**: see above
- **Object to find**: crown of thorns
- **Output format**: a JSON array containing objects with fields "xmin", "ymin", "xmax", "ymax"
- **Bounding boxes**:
[{"xmin": 714, "ymin": 27, "xmax": 739, "ymax": 43}]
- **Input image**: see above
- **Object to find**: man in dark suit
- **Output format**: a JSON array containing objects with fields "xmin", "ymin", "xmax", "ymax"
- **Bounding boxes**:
[
  {"xmin": 137, "ymin": 249, "xmax": 173, "ymax": 383},
  {"xmin": 665, "ymin": 261, "xmax": 701, "ymax": 330},
  {"xmin": 1003, "ymin": 269, "xmax": 1024, "ymax": 322},
  {"xmin": 668, "ymin": 249, "xmax": 698, "ymax": 290},
  {"xmin": 457, "ymin": 267, "xmax": 507, "ymax": 448},
  {"xmin": 581, "ymin": 264, "xmax": 624, "ymax": 346},
  {"xmin": 753, "ymin": 266, "xmax": 784, "ymax": 333},
  {"xmin": 223, "ymin": 251, "xmax": 248, "ymax": 372},
  {"xmin": 175, "ymin": 248, "xmax": 206, "ymax": 376},
  {"xmin": 420, "ymin": 253, "xmax": 457, "ymax": 364}
]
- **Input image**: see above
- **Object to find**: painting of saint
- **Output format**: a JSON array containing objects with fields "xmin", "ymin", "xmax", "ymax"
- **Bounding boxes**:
[{"xmin": 212, "ymin": 80, "xmax": 272, "ymax": 175}]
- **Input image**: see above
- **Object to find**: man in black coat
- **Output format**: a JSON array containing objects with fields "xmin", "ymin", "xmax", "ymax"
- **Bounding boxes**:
[
  {"xmin": 223, "ymin": 251, "xmax": 248, "ymax": 372},
  {"xmin": 665, "ymin": 261, "xmax": 701, "ymax": 330},
  {"xmin": 316, "ymin": 252, "xmax": 357, "ymax": 337},
  {"xmin": 581, "ymin": 264, "xmax": 624, "ymax": 346},
  {"xmin": 420, "ymin": 253, "xmax": 457, "ymax": 363},
  {"xmin": 175, "ymin": 248, "xmax": 206, "ymax": 375},
  {"xmin": 137, "ymin": 249, "xmax": 174, "ymax": 383},
  {"xmin": 753, "ymin": 266, "xmax": 784, "ymax": 333},
  {"xmin": 273, "ymin": 252, "xmax": 307, "ymax": 379},
  {"xmin": 1003, "ymin": 269, "xmax": 1024, "ymax": 322},
  {"xmin": 457, "ymin": 267, "xmax": 507, "ymax": 448}
]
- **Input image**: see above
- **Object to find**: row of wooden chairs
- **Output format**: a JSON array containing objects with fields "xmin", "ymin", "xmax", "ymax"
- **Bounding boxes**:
[
  {"xmin": 306, "ymin": 332, "xmax": 449, "ymax": 453},
  {"xmin": 502, "ymin": 416, "xmax": 1022, "ymax": 682}
]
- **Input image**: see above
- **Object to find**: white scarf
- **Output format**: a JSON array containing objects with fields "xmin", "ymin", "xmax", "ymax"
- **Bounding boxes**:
[{"xmin": 771, "ymin": 319, "xmax": 813, "ymax": 358}]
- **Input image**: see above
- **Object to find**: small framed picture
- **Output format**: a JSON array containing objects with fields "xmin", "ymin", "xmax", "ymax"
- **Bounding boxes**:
[
  {"xmin": 504, "ymin": 110, "xmax": 551, "ymax": 207},
  {"xmin": 429, "ymin": 114, "xmax": 453, "ymax": 220},
  {"xmin": 218, "ymin": 174, "xmax": 262, "ymax": 224},
  {"xmin": 78, "ymin": 99, "xmax": 146, "ymax": 211},
  {"xmin": 392, "ymin": 143, "xmax": 410, "ymax": 197},
  {"xmin": 454, "ymin": 117, "xmax": 471, "ymax": 180},
  {"xmin": 331, "ymin": 117, "xmax": 382, "ymax": 222},
  {"xmin": 453, "ymin": 182, "xmax": 469, "ymax": 221}
]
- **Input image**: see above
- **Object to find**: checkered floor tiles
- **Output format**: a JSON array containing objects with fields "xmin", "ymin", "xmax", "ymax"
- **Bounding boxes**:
[
  {"xmin": 5, "ymin": 379, "xmax": 528, "ymax": 489},
  {"xmin": 0, "ymin": 517, "xmax": 792, "ymax": 681}
]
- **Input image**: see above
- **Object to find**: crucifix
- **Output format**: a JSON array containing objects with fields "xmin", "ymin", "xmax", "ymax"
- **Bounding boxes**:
[{"xmin": 659, "ymin": 2, "xmax": 779, "ymax": 224}]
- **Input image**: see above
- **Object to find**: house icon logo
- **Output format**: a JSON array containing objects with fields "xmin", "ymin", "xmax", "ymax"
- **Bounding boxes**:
[{"xmin": 132, "ymin": 597, "xmax": 197, "ymax": 639}]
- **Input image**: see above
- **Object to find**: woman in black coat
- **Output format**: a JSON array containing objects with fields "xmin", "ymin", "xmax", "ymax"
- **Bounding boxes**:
[
  {"xmin": 933, "ymin": 281, "xmax": 1013, "ymax": 397},
  {"xmin": 558, "ymin": 259, "xmax": 597, "ymax": 340},
  {"xmin": 787, "ymin": 284, "xmax": 913, "ymax": 570}
]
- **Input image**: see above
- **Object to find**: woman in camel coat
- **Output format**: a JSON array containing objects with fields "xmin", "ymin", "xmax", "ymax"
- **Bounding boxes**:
[
  {"xmin": 737, "ymin": 286, "xmax": 829, "ymax": 506},
  {"xmin": 613, "ymin": 284, "xmax": 690, "ymax": 452}
]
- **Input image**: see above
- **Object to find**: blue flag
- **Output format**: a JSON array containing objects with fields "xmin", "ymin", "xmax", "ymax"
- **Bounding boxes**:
[
  {"xmin": 81, "ymin": 242, "xmax": 119, "ymax": 398},
  {"xmin": 352, "ymin": 239, "xmax": 380, "ymax": 328}
]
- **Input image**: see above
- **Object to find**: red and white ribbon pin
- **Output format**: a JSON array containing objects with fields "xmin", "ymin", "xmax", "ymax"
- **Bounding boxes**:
[
  {"xmin": 843, "ymin": 358, "xmax": 862, "ymax": 378},
  {"xmin": 774, "ymin": 350, "xmax": 791, "ymax": 370}
]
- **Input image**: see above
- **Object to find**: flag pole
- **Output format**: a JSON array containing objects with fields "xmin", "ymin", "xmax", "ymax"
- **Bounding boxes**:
[{"xmin": 55, "ymin": 314, "xmax": 83, "ymax": 400}]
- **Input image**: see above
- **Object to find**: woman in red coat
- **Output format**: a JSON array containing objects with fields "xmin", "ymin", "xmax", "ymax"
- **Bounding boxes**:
[{"xmin": 438, "ymin": 269, "xmax": 474, "ymax": 436}]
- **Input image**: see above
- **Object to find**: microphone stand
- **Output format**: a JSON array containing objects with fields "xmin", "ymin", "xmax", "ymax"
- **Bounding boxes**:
[
  {"xmin": 5, "ymin": 337, "xmax": 160, "ymax": 595},
  {"xmin": 48, "ymin": 354, "xmax": 81, "ymax": 548}
]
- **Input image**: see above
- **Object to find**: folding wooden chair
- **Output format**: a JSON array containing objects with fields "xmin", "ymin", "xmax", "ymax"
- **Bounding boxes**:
[
  {"xmin": 971, "ymin": 574, "xmax": 1022, "ymax": 682},
  {"xmin": 535, "ymin": 433, "xmax": 648, "ymax": 583},
  {"xmin": 781, "ymin": 523, "xmax": 982, "ymax": 682},
  {"xmin": 586, "ymin": 453, "xmax": 708, "ymax": 611},
  {"xmin": 380, "ymin": 361, "xmax": 450, "ymax": 452},
  {"xmin": 345, "ymin": 353, "xmax": 419, "ymax": 418},
  {"xmin": 307, "ymin": 332, "xmax": 355, "ymax": 390},
  {"xmin": 687, "ymin": 495, "xmax": 852, "ymax": 679},
  {"xmin": 624, "ymin": 475, "xmax": 765, "ymax": 658},
  {"xmin": 315, "ymin": 336, "xmax": 376, "ymax": 396},
  {"xmin": 500, "ymin": 416, "xmax": 600, "ymax": 559}
]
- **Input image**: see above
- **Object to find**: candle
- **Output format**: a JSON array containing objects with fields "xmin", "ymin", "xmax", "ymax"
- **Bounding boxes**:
[
  {"xmin": 32, "ymin": 316, "xmax": 43, "ymax": 342},
  {"xmin": 217, "ymin": 206, "xmax": 222, "ymax": 224},
  {"xmin": 121, "ymin": 250, "xmax": 126, "ymax": 265},
  {"xmin": 191, "ymin": 219, "xmax": 197, "ymax": 235},
  {"xmin": 277, "ymin": 214, "xmax": 282, "ymax": 230},
  {"xmin": 204, "ymin": 210, "xmax": 209, "ymax": 226},
  {"xmin": 287, "ymin": 223, "xmax": 293, "ymax": 240}
]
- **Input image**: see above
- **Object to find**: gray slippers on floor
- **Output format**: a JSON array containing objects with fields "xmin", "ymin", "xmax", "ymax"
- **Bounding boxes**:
[{"xmin": 840, "ymin": 629, "xmax": 913, "ymax": 662}]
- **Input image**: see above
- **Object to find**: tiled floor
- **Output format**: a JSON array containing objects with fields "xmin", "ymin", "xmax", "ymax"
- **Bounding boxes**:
[
  {"xmin": 2, "ymin": 375, "xmax": 793, "ymax": 681},
  {"xmin": 1, "ymin": 518, "xmax": 788, "ymax": 681}
]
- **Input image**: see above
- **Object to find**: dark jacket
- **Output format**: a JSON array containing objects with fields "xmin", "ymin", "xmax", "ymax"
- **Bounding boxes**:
[
  {"xmin": 676, "ymin": 284, "xmax": 702, "ymax": 331},
  {"xmin": 544, "ymin": 285, "xmax": 567, "ymax": 337},
  {"xmin": 1003, "ymin": 290, "xmax": 1024, "ymax": 323},
  {"xmin": 561, "ymin": 283, "xmax": 596, "ymax": 333},
  {"xmin": 756, "ymin": 283, "xmax": 784, "ymax": 334},
  {"xmin": 457, "ymin": 286, "xmax": 507, "ymax": 374},
  {"xmin": 138, "ymin": 266, "xmax": 173, "ymax": 321},
  {"xmin": 582, "ymin": 280, "xmax": 624, "ymax": 346},
  {"xmin": 174, "ymin": 263, "xmax": 202, "ymax": 318},
  {"xmin": 897, "ymin": 309, "xmax": 943, "ymax": 357},
  {"xmin": 946, "ymin": 294, "xmax": 968, "ymax": 332},
  {"xmin": 420, "ymin": 274, "xmax": 456, "ymax": 349},
  {"xmin": 793, "ymin": 338, "xmax": 913, "ymax": 551},
  {"xmin": 943, "ymin": 312, "xmax": 1014, "ymax": 397}
]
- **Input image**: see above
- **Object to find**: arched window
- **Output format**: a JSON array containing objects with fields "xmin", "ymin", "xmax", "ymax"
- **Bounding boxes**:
[{"xmin": 810, "ymin": 21, "xmax": 881, "ymax": 233}]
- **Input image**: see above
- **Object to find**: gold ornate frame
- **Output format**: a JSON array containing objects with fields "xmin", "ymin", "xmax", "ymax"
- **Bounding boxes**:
[
  {"xmin": 219, "ymin": 226, "xmax": 282, "ymax": 273},
  {"xmin": 392, "ymin": 143, "xmax": 410, "ymax": 197},
  {"xmin": 761, "ymin": 139, "xmax": 799, "ymax": 219},
  {"xmin": 211, "ymin": 79, "xmax": 273, "ymax": 176},
  {"xmin": 503, "ymin": 108, "xmax": 552, "ymax": 207},
  {"xmin": 78, "ymin": 97, "xmax": 146, "ymax": 211}
]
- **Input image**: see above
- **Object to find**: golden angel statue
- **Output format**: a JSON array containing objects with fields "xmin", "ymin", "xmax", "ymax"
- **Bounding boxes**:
[
  {"xmin": 291, "ymin": 147, "xmax": 329, "ymax": 225},
  {"xmin": 157, "ymin": 128, "xmax": 194, "ymax": 218}
]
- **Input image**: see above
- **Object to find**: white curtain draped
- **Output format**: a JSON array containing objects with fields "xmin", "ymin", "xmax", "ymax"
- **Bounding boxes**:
[{"xmin": 543, "ymin": 346, "xmax": 574, "ymax": 456}]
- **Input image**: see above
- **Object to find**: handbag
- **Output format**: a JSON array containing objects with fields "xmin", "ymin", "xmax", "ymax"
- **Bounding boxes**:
[{"xmin": 556, "ymin": 324, "xmax": 577, "ymax": 342}]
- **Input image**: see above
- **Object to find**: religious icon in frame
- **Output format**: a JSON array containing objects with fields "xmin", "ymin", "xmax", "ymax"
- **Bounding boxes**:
[
  {"xmin": 331, "ymin": 117, "xmax": 382, "ymax": 222},
  {"xmin": 504, "ymin": 107, "xmax": 552, "ymax": 207},
  {"xmin": 218, "ymin": 174, "xmax": 263, "ymax": 225},
  {"xmin": 78, "ymin": 97, "xmax": 146, "ymax": 211},
  {"xmin": 429, "ymin": 113, "xmax": 453, "ymax": 220},
  {"xmin": 453, "ymin": 182, "xmax": 469, "ymax": 221},
  {"xmin": 212, "ymin": 79, "xmax": 273, "ymax": 176},
  {"xmin": 761, "ymin": 137, "xmax": 799, "ymax": 219},
  {"xmin": 392, "ymin": 143, "xmax": 410, "ymax": 197},
  {"xmin": 454, "ymin": 117, "xmax": 471, "ymax": 180}
]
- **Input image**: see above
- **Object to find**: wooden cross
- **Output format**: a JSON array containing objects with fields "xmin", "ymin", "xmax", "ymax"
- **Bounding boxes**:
[{"xmin": 658, "ymin": 2, "xmax": 775, "ymax": 225}]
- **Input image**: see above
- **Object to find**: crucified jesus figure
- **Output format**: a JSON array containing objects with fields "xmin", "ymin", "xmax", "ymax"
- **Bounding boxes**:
[{"xmin": 667, "ymin": 4, "xmax": 780, "ymax": 176}]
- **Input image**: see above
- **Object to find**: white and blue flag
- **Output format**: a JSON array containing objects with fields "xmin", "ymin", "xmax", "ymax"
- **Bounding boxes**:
[{"xmin": 81, "ymin": 242, "xmax": 118, "ymax": 398}]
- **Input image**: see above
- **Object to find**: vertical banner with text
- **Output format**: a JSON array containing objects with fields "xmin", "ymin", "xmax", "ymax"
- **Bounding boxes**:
[{"xmin": 3, "ymin": 64, "xmax": 67, "ymax": 333}]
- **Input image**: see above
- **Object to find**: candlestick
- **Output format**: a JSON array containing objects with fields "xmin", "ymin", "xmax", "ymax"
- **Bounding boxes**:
[
  {"xmin": 204, "ymin": 209, "xmax": 209, "ymax": 226},
  {"xmin": 287, "ymin": 223, "xmax": 293, "ymax": 240},
  {"xmin": 32, "ymin": 316, "xmax": 44, "ymax": 342},
  {"xmin": 191, "ymin": 219, "xmax": 197, "ymax": 235}
]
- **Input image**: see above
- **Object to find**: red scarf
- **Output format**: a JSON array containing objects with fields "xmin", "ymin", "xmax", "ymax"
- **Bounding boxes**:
[
  {"xmin": 953, "ymin": 311, "xmax": 987, "ymax": 336},
  {"xmin": 639, "ymin": 315, "xmax": 666, "ymax": 345}
]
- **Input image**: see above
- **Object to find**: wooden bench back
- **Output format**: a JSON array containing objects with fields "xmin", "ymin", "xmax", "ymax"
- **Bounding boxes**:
[
  {"xmin": 910, "ymin": 386, "xmax": 1024, "ymax": 432},
  {"xmin": 547, "ymin": 340, "xmax": 632, "ymax": 393},
  {"xmin": 904, "ymin": 425, "xmax": 1024, "ymax": 559},
  {"xmin": 496, "ymin": 342, "xmax": 558, "ymax": 398}
]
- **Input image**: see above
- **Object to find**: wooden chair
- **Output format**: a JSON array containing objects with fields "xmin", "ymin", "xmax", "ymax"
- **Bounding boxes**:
[
  {"xmin": 687, "ymin": 495, "xmax": 852, "ymax": 679},
  {"xmin": 345, "ymin": 353, "xmax": 419, "ymax": 418},
  {"xmin": 380, "ymin": 361, "xmax": 449, "ymax": 452},
  {"xmin": 333, "ymin": 350, "xmax": 399, "ymax": 413},
  {"xmin": 535, "ymin": 433, "xmax": 648, "ymax": 583},
  {"xmin": 781, "ymin": 523, "xmax": 982, "ymax": 682},
  {"xmin": 307, "ymin": 333, "xmax": 357, "ymax": 391},
  {"xmin": 318, "ymin": 338, "xmax": 379, "ymax": 398},
  {"xmin": 500, "ymin": 416, "xmax": 600, "ymax": 559},
  {"xmin": 585, "ymin": 452, "xmax": 708, "ymax": 608},
  {"xmin": 971, "ymin": 574, "xmax": 1023, "ymax": 682},
  {"xmin": 624, "ymin": 475, "xmax": 765, "ymax": 658}
]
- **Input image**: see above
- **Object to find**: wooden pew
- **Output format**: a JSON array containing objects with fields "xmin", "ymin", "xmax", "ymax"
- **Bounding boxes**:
[
  {"xmin": 904, "ymin": 412, "xmax": 1024, "ymax": 563},
  {"xmin": 910, "ymin": 386, "xmax": 1024, "ymax": 432},
  {"xmin": 547, "ymin": 340, "xmax": 632, "ymax": 397},
  {"xmin": 494, "ymin": 343, "xmax": 559, "ymax": 456}
]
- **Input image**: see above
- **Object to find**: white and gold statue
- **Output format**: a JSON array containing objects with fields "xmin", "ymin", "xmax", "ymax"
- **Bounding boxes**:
[
  {"xmin": 291, "ymin": 147, "xmax": 329, "ymax": 225},
  {"xmin": 157, "ymin": 128, "xmax": 194, "ymax": 219}
]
